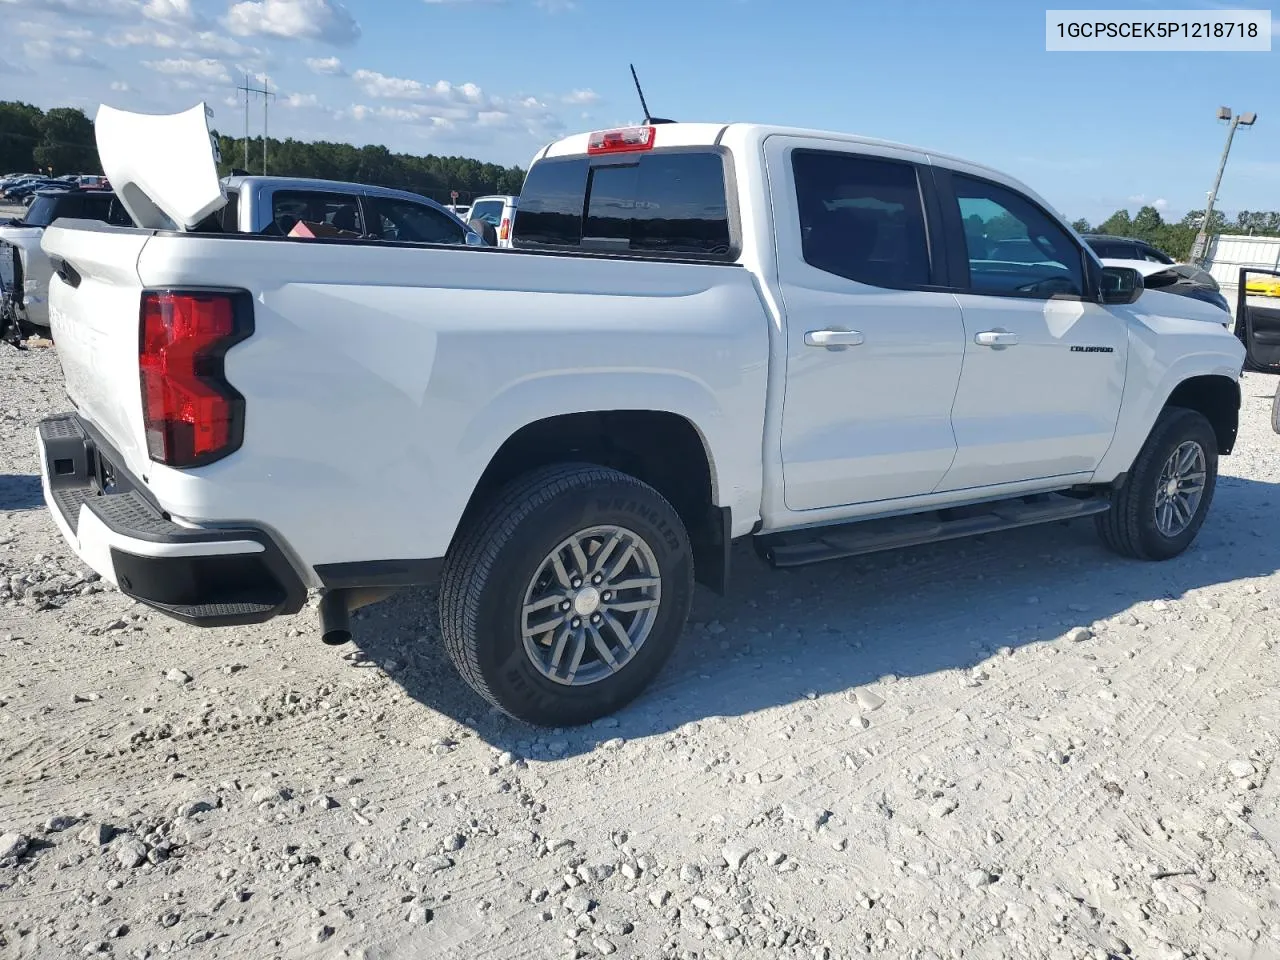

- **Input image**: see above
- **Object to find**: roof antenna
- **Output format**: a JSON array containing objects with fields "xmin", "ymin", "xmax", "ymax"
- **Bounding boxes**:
[{"xmin": 629, "ymin": 64, "xmax": 674, "ymax": 125}]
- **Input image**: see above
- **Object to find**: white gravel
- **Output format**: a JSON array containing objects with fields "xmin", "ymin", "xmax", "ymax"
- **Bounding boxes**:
[{"xmin": 1, "ymin": 343, "xmax": 1279, "ymax": 959}]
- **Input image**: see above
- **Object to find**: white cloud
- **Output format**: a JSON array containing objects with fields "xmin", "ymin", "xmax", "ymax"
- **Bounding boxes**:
[
  {"xmin": 351, "ymin": 69, "xmax": 487, "ymax": 107},
  {"xmin": 143, "ymin": 0, "xmax": 196, "ymax": 23},
  {"xmin": 1126, "ymin": 194, "xmax": 1170, "ymax": 213},
  {"xmin": 108, "ymin": 27, "xmax": 262, "ymax": 59},
  {"xmin": 305, "ymin": 55, "xmax": 346, "ymax": 75},
  {"xmin": 110, "ymin": 80, "xmax": 131, "ymax": 92},
  {"xmin": 225, "ymin": 0, "xmax": 360, "ymax": 45},
  {"xmin": 142, "ymin": 57, "xmax": 232, "ymax": 85},
  {"xmin": 563, "ymin": 89, "xmax": 600, "ymax": 105},
  {"xmin": 0, "ymin": 0, "xmax": 139, "ymax": 17},
  {"xmin": 282, "ymin": 92, "xmax": 320, "ymax": 108},
  {"xmin": 23, "ymin": 39, "xmax": 106, "ymax": 69},
  {"xmin": 535, "ymin": 0, "xmax": 575, "ymax": 11},
  {"xmin": 14, "ymin": 20, "xmax": 93, "ymax": 40}
]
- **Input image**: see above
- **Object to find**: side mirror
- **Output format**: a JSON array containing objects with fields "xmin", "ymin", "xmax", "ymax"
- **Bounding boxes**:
[
  {"xmin": 1099, "ymin": 265, "xmax": 1144, "ymax": 305},
  {"xmin": 1237, "ymin": 268, "xmax": 1280, "ymax": 373}
]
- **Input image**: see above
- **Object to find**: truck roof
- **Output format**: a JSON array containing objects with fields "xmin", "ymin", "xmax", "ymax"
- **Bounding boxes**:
[
  {"xmin": 539, "ymin": 122, "xmax": 994, "ymax": 173},
  {"xmin": 536, "ymin": 122, "xmax": 1061, "ymax": 224},
  {"xmin": 221, "ymin": 175, "xmax": 446, "ymax": 206}
]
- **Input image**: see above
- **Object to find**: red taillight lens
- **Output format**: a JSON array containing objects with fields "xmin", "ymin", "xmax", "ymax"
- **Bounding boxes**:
[
  {"xmin": 139, "ymin": 291, "xmax": 249, "ymax": 467},
  {"xmin": 587, "ymin": 126, "xmax": 656, "ymax": 155},
  {"xmin": 499, "ymin": 217, "xmax": 510, "ymax": 241}
]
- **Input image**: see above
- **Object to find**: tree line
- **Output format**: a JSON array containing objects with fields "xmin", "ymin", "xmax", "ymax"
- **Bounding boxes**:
[
  {"xmin": 0, "ymin": 101, "xmax": 526, "ymax": 203},
  {"xmin": 1070, "ymin": 206, "xmax": 1280, "ymax": 261}
]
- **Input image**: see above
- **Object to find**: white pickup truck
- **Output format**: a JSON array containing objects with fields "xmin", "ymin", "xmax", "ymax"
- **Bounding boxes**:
[{"xmin": 37, "ymin": 104, "xmax": 1245, "ymax": 725}]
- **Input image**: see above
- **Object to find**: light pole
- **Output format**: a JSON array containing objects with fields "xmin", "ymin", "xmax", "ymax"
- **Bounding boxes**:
[{"xmin": 1190, "ymin": 106, "xmax": 1256, "ymax": 265}]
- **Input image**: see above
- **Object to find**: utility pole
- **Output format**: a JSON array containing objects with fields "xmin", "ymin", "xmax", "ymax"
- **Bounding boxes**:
[
  {"xmin": 1190, "ymin": 106, "xmax": 1257, "ymax": 265},
  {"xmin": 261, "ymin": 75, "xmax": 275, "ymax": 175},
  {"xmin": 236, "ymin": 74, "xmax": 274, "ymax": 174}
]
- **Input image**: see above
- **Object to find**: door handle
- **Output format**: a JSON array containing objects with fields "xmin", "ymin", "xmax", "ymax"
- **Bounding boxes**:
[
  {"xmin": 804, "ymin": 329, "xmax": 865, "ymax": 349},
  {"xmin": 974, "ymin": 330, "xmax": 1019, "ymax": 348}
]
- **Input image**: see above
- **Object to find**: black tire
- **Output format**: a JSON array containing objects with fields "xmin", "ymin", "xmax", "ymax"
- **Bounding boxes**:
[
  {"xmin": 1271, "ymin": 380, "xmax": 1280, "ymax": 436},
  {"xmin": 1095, "ymin": 406, "xmax": 1218, "ymax": 560},
  {"xmin": 439, "ymin": 463, "xmax": 694, "ymax": 726}
]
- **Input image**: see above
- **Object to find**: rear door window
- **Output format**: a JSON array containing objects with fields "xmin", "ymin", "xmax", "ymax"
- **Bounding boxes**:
[
  {"xmin": 513, "ymin": 150, "xmax": 734, "ymax": 258},
  {"xmin": 791, "ymin": 150, "xmax": 933, "ymax": 288},
  {"xmin": 270, "ymin": 190, "xmax": 363, "ymax": 235}
]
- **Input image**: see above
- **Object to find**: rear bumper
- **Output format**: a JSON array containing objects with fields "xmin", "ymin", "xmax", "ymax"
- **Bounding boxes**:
[{"xmin": 38, "ymin": 413, "xmax": 306, "ymax": 626}]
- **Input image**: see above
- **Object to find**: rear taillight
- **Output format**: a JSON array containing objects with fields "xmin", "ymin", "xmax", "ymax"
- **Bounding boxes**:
[
  {"xmin": 587, "ymin": 126, "xmax": 655, "ymax": 155},
  {"xmin": 499, "ymin": 217, "xmax": 510, "ymax": 241},
  {"xmin": 139, "ymin": 290, "xmax": 252, "ymax": 468}
]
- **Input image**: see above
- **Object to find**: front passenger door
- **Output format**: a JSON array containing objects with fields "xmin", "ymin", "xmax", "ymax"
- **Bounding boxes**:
[
  {"xmin": 364, "ymin": 197, "xmax": 467, "ymax": 245},
  {"xmin": 936, "ymin": 170, "xmax": 1127, "ymax": 491}
]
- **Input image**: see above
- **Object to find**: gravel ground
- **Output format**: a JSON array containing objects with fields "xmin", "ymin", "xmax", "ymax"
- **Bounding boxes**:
[{"xmin": 0, "ymin": 344, "xmax": 1278, "ymax": 960}]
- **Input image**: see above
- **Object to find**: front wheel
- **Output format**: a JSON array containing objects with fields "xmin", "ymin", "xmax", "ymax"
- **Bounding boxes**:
[
  {"xmin": 439, "ymin": 463, "xmax": 694, "ymax": 726},
  {"xmin": 1096, "ymin": 406, "xmax": 1218, "ymax": 560}
]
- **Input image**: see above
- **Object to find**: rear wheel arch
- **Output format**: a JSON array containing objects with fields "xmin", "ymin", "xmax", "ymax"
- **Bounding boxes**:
[{"xmin": 457, "ymin": 410, "xmax": 728, "ymax": 591}]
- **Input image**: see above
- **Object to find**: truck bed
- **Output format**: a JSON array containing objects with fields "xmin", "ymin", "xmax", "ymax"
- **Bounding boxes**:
[{"xmin": 41, "ymin": 220, "xmax": 771, "ymax": 580}]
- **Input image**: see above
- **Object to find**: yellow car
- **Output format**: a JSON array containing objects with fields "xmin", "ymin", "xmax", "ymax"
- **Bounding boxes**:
[{"xmin": 1246, "ymin": 275, "xmax": 1280, "ymax": 297}]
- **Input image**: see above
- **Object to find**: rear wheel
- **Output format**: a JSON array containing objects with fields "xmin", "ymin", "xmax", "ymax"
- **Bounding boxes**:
[
  {"xmin": 1096, "ymin": 406, "xmax": 1218, "ymax": 560},
  {"xmin": 439, "ymin": 463, "xmax": 693, "ymax": 726}
]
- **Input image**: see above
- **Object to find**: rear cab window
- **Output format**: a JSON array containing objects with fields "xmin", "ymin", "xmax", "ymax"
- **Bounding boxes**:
[{"xmin": 513, "ymin": 149, "xmax": 735, "ymax": 259}]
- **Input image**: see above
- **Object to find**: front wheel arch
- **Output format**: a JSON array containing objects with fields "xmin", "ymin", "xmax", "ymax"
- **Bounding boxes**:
[{"xmin": 1162, "ymin": 374, "xmax": 1240, "ymax": 454}]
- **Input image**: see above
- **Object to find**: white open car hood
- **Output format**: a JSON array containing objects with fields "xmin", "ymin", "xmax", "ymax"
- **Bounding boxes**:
[{"xmin": 96, "ymin": 102, "xmax": 227, "ymax": 231}]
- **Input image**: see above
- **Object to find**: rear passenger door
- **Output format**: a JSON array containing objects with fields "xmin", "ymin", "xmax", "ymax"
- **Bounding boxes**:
[
  {"xmin": 766, "ymin": 137, "xmax": 967, "ymax": 510},
  {"xmin": 934, "ymin": 168, "xmax": 1127, "ymax": 491}
]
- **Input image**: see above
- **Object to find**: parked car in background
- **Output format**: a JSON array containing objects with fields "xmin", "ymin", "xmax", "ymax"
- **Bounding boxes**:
[
  {"xmin": 207, "ymin": 176, "xmax": 486, "ymax": 246},
  {"xmin": 1082, "ymin": 234, "xmax": 1229, "ymax": 318},
  {"xmin": 36, "ymin": 103, "xmax": 1247, "ymax": 726},
  {"xmin": 1083, "ymin": 233, "xmax": 1175, "ymax": 264},
  {"xmin": 1246, "ymin": 274, "xmax": 1280, "ymax": 298},
  {"xmin": 467, "ymin": 194, "xmax": 519, "ymax": 248},
  {"xmin": 0, "ymin": 188, "xmax": 134, "ymax": 336},
  {"xmin": 2, "ymin": 178, "xmax": 61, "ymax": 201}
]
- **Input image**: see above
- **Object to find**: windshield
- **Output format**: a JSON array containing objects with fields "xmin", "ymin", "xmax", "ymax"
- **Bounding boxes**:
[{"xmin": 21, "ymin": 195, "xmax": 61, "ymax": 227}]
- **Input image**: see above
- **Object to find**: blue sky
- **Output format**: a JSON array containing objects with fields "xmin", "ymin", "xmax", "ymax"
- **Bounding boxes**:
[{"xmin": 1, "ymin": 0, "xmax": 1276, "ymax": 223}]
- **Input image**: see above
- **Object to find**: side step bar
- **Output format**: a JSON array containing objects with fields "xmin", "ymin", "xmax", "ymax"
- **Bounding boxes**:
[{"xmin": 757, "ymin": 493, "xmax": 1111, "ymax": 568}]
